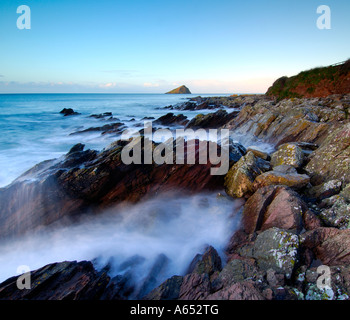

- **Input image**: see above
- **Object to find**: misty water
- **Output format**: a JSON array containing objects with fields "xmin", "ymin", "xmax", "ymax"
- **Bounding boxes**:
[
  {"xmin": 0, "ymin": 192, "xmax": 244, "ymax": 297},
  {"xmin": 0, "ymin": 94, "xmax": 274, "ymax": 296}
]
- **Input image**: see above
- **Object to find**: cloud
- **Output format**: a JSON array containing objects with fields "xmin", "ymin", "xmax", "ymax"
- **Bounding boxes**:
[
  {"xmin": 98, "ymin": 82, "xmax": 118, "ymax": 88},
  {"xmin": 143, "ymin": 82, "xmax": 160, "ymax": 88},
  {"xmin": 0, "ymin": 75, "xmax": 4, "ymax": 78}
]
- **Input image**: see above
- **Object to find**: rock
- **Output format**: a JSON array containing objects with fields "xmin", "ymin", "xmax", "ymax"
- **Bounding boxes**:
[
  {"xmin": 137, "ymin": 254, "xmax": 170, "ymax": 299},
  {"xmin": 318, "ymin": 195, "xmax": 350, "ymax": 229},
  {"xmin": 0, "ymin": 261, "xmax": 110, "ymax": 300},
  {"xmin": 100, "ymin": 272, "xmax": 135, "ymax": 300},
  {"xmin": 253, "ymin": 170, "xmax": 310, "ymax": 190},
  {"xmin": 251, "ymin": 228, "xmax": 300, "ymax": 279},
  {"xmin": 59, "ymin": 108, "xmax": 80, "ymax": 116},
  {"xmin": 207, "ymin": 281, "xmax": 265, "ymax": 300},
  {"xmin": 186, "ymin": 246, "xmax": 222, "ymax": 277},
  {"xmin": 144, "ymin": 276, "xmax": 183, "ymax": 300},
  {"xmin": 241, "ymin": 186, "xmax": 307, "ymax": 234},
  {"xmin": 228, "ymin": 142, "xmax": 247, "ymax": 163},
  {"xmin": 306, "ymin": 180, "xmax": 342, "ymax": 200},
  {"xmin": 305, "ymin": 122, "xmax": 350, "ymax": 185},
  {"xmin": 0, "ymin": 137, "xmax": 224, "ymax": 239},
  {"xmin": 211, "ymin": 258, "xmax": 260, "ymax": 291},
  {"xmin": 166, "ymin": 85, "xmax": 191, "ymax": 94},
  {"xmin": 224, "ymin": 151, "xmax": 271, "ymax": 198},
  {"xmin": 301, "ymin": 227, "xmax": 350, "ymax": 266},
  {"xmin": 67, "ymin": 143, "xmax": 85, "ymax": 155},
  {"xmin": 246, "ymin": 148, "xmax": 270, "ymax": 161},
  {"xmin": 153, "ymin": 113, "xmax": 188, "ymax": 126},
  {"xmin": 271, "ymin": 143, "xmax": 304, "ymax": 169},
  {"xmin": 89, "ymin": 112, "xmax": 113, "ymax": 119},
  {"xmin": 186, "ymin": 110, "xmax": 238, "ymax": 129},
  {"xmin": 178, "ymin": 273, "xmax": 211, "ymax": 300},
  {"xmin": 273, "ymin": 165, "xmax": 298, "ymax": 174},
  {"xmin": 70, "ymin": 122, "xmax": 125, "ymax": 135}
]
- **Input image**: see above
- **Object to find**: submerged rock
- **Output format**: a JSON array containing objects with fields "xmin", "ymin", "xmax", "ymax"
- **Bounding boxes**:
[{"xmin": 60, "ymin": 108, "xmax": 80, "ymax": 116}]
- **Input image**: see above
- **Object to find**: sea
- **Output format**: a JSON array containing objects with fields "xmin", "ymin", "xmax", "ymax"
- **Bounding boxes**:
[
  {"xmin": 0, "ymin": 93, "xmax": 231, "ymax": 188},
  {"xmin": 0, "ymin": 93, "xmax": 273, "ymax": 290}
]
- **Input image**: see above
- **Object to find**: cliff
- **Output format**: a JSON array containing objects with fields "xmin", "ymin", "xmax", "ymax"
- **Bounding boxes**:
[
  {"xmin": 166, "ymin": 85, "xmax": 191, "ymax": 94},
  {"xmin": 266, "ymin": 59, "xmax": 350, "ymax": 99}
]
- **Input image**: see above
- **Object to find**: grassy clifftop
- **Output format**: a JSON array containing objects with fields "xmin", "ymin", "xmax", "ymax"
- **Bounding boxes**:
[{"xmin": 266, "ymin": 59, "xmax": 350, "ymax": 100}]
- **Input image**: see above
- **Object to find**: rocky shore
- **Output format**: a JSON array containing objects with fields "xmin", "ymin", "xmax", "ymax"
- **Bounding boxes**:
[{"xmin": 0, "ymin": 92, "xmax": 349, "ymax": 300}]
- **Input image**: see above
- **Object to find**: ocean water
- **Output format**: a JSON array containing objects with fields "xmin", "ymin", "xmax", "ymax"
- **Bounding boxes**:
[
  {"xmin": 0, "ymin": 93, "xmax": 273, "ymax": 293},
  {"xmin": 0, "ymin": 93, "xmax": 229, "ymax": 188}
]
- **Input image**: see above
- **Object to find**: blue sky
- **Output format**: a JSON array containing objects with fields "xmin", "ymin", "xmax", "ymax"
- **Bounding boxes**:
[{"xmin": 0, "ymin": 0, "xmax": 349, "ymax": 93}]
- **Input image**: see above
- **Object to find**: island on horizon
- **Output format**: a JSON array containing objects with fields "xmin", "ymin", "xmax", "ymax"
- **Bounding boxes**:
[{"xmin": 165, "ymin": 85, "xmax": 191, "ymax": 94}]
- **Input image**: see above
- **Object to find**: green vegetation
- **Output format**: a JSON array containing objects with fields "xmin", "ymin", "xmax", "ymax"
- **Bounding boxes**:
[{"xmin": 266, "ymin": 59, "xmax": 350, "ymax": 100}]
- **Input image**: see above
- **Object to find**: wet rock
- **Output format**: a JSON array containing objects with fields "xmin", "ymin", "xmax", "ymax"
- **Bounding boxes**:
[
  {"xmin": 70, "ymin": 122, "xmax": 125, "ymax": 135},
  {"xmin": 89, "ymin": 112, "xmax": 113, "ymax": 119},
  {"xmin": 224, "ymin": 151, "xmax": 271, "ymax": 198},
  {"xmin": 187, "ymin": 246, "xmax": 222, "ymax": 277},
  {"xmin": 154, "ymin": 113, "xmax": 188, "ymax": 126},
  {"xmin": 253, "ymin": 170, "xmax": 310, "ymax": 190},
  {"xmin": 60, "ymin": 108, "xmax": 80, "ymax": 116},
  {"xmin": 0, "ymin": 261, "xmax": 110, "ymax": 300},
  {"xmin": 137, "ymin": 254, "xmax": 170, "ymax": 299},
  {"xmin": 186, "ymin": 110, "xmax": 238, "ymax": 129},
  {"xmin": 228, "ymin": 142, "xmax": 247, "ymax": 163},
  {"xmin": 271, "ymin": 143, "xmax": 304, "ymax": 169},
  {"xmin": 246, "ymin": 148, "xmax": 270, "ymax": 161},
  {"xmin": 144, "ymin": 276, "xmax": 183, "ymax": 300}
]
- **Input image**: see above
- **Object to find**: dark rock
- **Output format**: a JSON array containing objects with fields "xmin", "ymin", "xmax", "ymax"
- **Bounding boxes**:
[
  {"xmin": 153, "ymin": 113, "xmax": 188, "ymax": 126},
  {"xmin": 60, "ymin": 108, "xmax": 80, "ymax": 116},
  {"xmin": 137, "ymin": 254, "xmax": 170, "ymax": 299},
  {"xmin": 186, "ymin": 110, "xmax": 238, "ymax": 129},
  {"xmin": 186, "ymin": 246, "xmax": 222, "ymax": 277},
  {"xmin": 0, "ymin": 261, "xmax": 110, "ymax": 300},
  {"xmin": 144, "ymin": 276, "xmax": 183, "ymax": 300}
]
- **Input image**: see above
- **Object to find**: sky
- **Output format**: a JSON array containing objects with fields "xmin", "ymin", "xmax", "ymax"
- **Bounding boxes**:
[{"xmin": 0, "ymin": 0, "xmax": 349, "ymax": 94}]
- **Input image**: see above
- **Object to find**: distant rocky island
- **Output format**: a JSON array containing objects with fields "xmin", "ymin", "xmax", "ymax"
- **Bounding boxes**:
[{"xmin": 165, "ymin": 85, "xmax": 191, "ymax": 94}]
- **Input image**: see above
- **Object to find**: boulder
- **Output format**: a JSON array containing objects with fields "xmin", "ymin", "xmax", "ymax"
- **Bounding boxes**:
[
  {"xmin": 305, "ymin": 122, "xmax": 350, "ymax": 185},
  {"xmin": 306, "ymin": 180, "xmax": 342, "ymax": 201},
  {"xmin": 241, "ymin": 185, "xmax": 308, "ymax": 234},
  {"xmin": 271, "ymin": 143, "xmax": 304, "ymax": 169},
  {"xmin": 246, "ymin": 148, "xmax": 271, "ymax": 161},
  {"xmin": 301, "ymin": 227, "xmax": 350, "ymax": 266},
  {"xmin": 251, "ymin": 228, "xmax": 300, "ymax": 279},
  {"xmin": 224, "ymin": 151, "xmax": 271, "ymax": 198},
  {"xmin": 253, "ymin": 170, "xmax": 310, "ymax": 190},
  {"xmin": 178, "ymin": 273, "xmax": 211, "ymax": 300}
]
